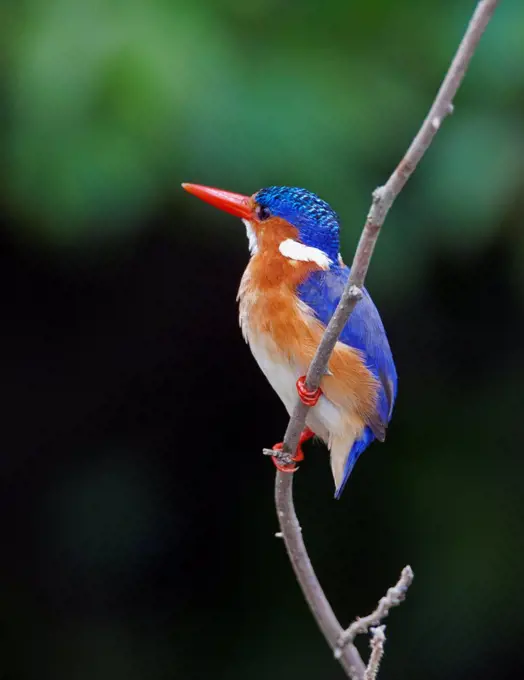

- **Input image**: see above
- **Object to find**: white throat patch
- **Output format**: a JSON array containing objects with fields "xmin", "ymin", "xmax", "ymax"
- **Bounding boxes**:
[
  {"xmin": 278, "ymin": 239, "xmax": 331, "ymax": 270},
  {"xmin": 242, "ymin": 219, "xmax": 258, "ymax": 255}
]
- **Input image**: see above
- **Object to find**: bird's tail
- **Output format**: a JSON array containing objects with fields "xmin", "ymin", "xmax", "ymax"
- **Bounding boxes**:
[{"xmin": 333, "ymin": 426, "xmax": 375, "ymax": 499}]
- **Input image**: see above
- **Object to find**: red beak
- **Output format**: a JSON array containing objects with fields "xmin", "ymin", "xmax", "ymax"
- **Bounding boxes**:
[{"xmin": 182, "ymin": 183, "xmax": 252, "ymax": 220}]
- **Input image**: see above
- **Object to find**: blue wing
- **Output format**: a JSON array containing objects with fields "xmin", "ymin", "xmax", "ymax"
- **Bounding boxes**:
[{"xmin": 297, "ymin": 265, "xmax": 397, "ymax": 497}]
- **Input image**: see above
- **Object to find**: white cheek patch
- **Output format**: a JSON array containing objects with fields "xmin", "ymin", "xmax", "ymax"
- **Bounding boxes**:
[
  {"xmin": 242, "ymin": 219, "xmax": 258, "ymax": 255},
  {"xmin": 278, "ymin": 239, "xmax": 331, "ymax": 270}
]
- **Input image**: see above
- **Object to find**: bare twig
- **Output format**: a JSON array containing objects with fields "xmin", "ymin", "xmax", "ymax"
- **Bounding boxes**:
[
  {"xmin": 271, "ymin": 1, "xmax": 501, "ymax": 678},
  {"xmin": 364, "ymin": 627, "xmax": 386, "ymax": 680},
  {"xmin": 338, "ymin": 566, "xmax": 414, "ymax": 647}
]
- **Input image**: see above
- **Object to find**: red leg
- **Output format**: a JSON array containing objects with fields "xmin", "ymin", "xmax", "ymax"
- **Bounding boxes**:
[
  {"xmin": 271, "ymin": 427, "xmax": 315, "ymax": 471},
  {"xmin": 296, "ymin": 376, "xmax": 322, "ymax": 407},
  {"xmin": 293, "ymin": 426, "xmax": 314, "ymax": 462}
]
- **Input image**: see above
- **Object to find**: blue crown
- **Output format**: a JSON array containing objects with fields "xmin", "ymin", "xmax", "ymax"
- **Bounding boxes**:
[{"xmin": 255, "ymin": 186, "xmax": 340, "ymax": 262}]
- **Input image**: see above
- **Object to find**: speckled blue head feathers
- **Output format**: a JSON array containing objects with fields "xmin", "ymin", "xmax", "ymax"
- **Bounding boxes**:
[{"xmin": 255, "ymin": 186, "xmax": 340, "ymax": 262}]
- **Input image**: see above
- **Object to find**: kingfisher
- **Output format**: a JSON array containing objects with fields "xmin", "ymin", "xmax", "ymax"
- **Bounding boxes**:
[{"xmin": 182, "ymin": 183, "xmax": 397, "ymax": 498}]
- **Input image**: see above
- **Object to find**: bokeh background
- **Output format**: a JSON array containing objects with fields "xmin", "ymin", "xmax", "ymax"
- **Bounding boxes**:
[{"xmin": 1, "ymin": 0, "xmax": 523, "ymax": 678}]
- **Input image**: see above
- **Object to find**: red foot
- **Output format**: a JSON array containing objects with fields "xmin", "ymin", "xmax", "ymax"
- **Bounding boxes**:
[
  {"xmin": 271, "ymin": 443, "xmax": 297, "ymax": 473},
  {"xmin": 296, "ymin": 376, "xmax": 322, "ymax": 407},
  {"xmin": 271, "ymin": 427, "xmax": 315, "ymax": 472}
]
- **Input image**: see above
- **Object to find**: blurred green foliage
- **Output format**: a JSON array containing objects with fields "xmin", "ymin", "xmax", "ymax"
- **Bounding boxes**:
[
  {"xmin": 2, "ymin": 2, "xmax": 524, "ymax": 680},
  {"xmin": 3, "ymin": 0, "xmax": 524, "ymax": 272}
]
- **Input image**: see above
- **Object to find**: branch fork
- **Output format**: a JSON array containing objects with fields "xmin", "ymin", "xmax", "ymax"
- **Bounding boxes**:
[{"xmin": 336, "ymin": 565, "xmax": 415, "ymax": 651}]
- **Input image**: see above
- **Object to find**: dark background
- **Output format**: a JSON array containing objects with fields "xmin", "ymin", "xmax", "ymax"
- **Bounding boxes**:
[{"xmin": 1, "ymin": 1, "xmax": 524, "ymax": 678}]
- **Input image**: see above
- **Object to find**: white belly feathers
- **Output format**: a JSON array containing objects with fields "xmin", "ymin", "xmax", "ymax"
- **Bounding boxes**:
[{"xmin": 245, "ymin": 328, "xmax": 347, "ymax": 445}]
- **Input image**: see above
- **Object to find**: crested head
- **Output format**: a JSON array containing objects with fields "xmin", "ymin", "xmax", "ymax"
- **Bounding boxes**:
[
  {"xmin": 181, "ymin": 182, "xmax": 341, "ymax": 270},
  {"xmin": 254, "ymin": 186, "xmax": 340, "ymax": 263}
]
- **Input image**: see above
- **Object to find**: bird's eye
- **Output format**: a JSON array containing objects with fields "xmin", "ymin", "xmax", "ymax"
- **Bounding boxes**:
[{"xmin": 255, "ymin": 205, "xmax": 271, "ymax": 221}]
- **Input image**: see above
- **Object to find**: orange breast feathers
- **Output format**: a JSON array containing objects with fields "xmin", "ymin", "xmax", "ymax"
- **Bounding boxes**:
[{"xmin": 237, "ymin": 217, "xmax": 380, "ymax": 427}]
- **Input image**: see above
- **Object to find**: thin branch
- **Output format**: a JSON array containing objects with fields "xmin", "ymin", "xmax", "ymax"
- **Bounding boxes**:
[
  {"xmin": 364, "ymin": 627, "xmax": 386, "ymax": 680},
  {"xmin": 271, "ymin": 1, "xmax": 501, "ymax": 677},
  {"xmin": 275, "ymin": 474, "xmax": 366, "ymax": 680},
  {"xmin": 276, "ymin": 0, "xmax": 501, "ymax": 464},
  {"xmin": 338, "ymin": 566, "xmax": 414, "ymax": 648}
]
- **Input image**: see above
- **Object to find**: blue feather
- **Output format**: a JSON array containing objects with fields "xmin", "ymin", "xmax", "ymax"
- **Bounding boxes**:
[
  {"xmin": 255, "ymin": 186, "xmax": 340, "ymax": 262},
  {"xmin": 297, "ymin": 265, "xmax": 397, "ymax": 495},
  {"xmin": 334, "ymin": 427, "xmax": 375, "ymax": 499}
]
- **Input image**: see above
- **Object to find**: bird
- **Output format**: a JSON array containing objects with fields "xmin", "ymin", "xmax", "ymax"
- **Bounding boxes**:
[{"xmin": 182, "ymin": 183, "xmax": 397, "ymax": 498}]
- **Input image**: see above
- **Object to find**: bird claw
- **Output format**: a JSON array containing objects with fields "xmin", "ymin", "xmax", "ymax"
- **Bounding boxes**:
[
  {"xmin": 271, "ymin": 442, "xmax": 299, "ymax": 472},
  {"xmin": 296, "ymin": 375, "xmax": 322, "ymax": 407},
  {"xmin": 270, "ymin": 428, "xmax": 314, "ymax": 472},
  {"xmin": 271, "ymin": 456, "xmax": 298, "ymax": 473}
]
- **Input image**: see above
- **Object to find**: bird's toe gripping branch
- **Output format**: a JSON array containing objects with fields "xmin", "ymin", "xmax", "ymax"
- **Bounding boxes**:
[
  {"xmin": 271, "ymin": 443, "xmax": 298, "ymax": 473},
  {"xmin": 296, "ymin": 376, "xmax": 322, "ymax": 407},
  {"xmin": 271, "ymin": 427, "xmax": 314, "ymax": 472},
  {"xmin": 271, "ymin": 377, "xmax": 320, "ymax": 472}
]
